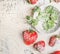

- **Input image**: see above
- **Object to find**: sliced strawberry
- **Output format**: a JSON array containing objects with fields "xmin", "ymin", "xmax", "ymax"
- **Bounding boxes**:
[
  {"xmin": 54, "ymin": 0, "xmax": 60, "ymax": 3},
  {"xmin": 28, "ymin": 0, "xmax": 38, "ymax": 4},
  {"xmin": 49, "ymin": 35, "xmax": 57, "ymax": 47},
  {"xmin": 23, "ymin": 30, "xmax": 38, "ymax": 45},
  {"xmin": 50, "ymin": 51, "xmax": 60, "ymax": 54},
  {"xmin": 33, "ymin": 41, "xmax": 45, "ymax": 52}
]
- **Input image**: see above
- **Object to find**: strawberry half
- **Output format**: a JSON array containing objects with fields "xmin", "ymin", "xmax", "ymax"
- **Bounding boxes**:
[
  {"xmin": 48, "ymin": 35, "xmax": 60, "ymax": 47},
  {"xmin": 23, "ymin": 30, "xmax": 38, "ymax": 45},
  {"xmin": 28, "ymin": 0, "xmax": 38, "ymax": 4},
  {"xmin": 49, "ymin": 35, "xmax": 60, "ymax": 47},
  {"xmin": 49, "ymin": 35, "xmax": 57, "ymax": 47},
  {"xmin": 33, "ymin": 41, "xmax": 45, "ymax": 52},
  {"xmin": 50, "ymin": 51, "xmax": 60, "ymax": 54}
]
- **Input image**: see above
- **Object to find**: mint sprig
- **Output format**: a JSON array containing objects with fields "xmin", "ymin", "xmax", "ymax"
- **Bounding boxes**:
[{"xmin": 26, "ymin": 5, "xmax": 59, "ymax": 31}]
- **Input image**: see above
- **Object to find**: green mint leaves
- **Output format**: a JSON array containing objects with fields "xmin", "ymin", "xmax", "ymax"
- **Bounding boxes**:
[
  {"xmin": 43, "ymin": 5, "xmax": 59, "ymax": 31},
  {"xmin": 26, "ymin": 6, "xmax": 40, "ymax": 26},
  {"xmin": 26, "ymin": 5, "xmax": 59, "ymax": 31}
]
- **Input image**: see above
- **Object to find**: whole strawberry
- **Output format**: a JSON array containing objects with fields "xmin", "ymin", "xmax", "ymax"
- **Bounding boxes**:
[
  {"xmin": 23, "ymin": 30, "xmax": 38, "ymax": 45},
  {"xmin": 50, "ymin": 51, "xmax": 60, "ymax": 54},
  {"xmin": 28, "ymin": 0, "xmax": 38, "ymax": 4},
  {"xmin": 49, "ymin": 35, "xmax": 57, "ymax": 47},
  {"xmin": 33, "ymin": 41, "xmax": 45, "ymax": 52}
]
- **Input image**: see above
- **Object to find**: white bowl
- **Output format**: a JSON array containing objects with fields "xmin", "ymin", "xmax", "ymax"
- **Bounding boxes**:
[{"xmin": 35, "ymin": 3, "xmax": 60, "ymax": 33}]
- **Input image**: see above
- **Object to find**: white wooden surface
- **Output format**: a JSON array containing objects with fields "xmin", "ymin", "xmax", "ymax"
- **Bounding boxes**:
[{"xmin": 0, "ymin": 0, "xmax": 60, "ymax": 54}]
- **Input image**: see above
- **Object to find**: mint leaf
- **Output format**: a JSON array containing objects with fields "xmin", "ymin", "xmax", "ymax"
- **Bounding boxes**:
[
  {"xmin": 33, "ymin": 6, "xmax": 41, "ymax": 13},
  {"xmin": 26, "ymin": 16, "xmax": 32, "ymax": 20},
  {"xmin": 31, "ymin": 19, "xmax": 38, "ymax": 26}
]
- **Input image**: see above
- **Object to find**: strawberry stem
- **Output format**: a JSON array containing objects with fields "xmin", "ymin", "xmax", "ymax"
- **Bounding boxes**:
[
  {"xmin": 56, "ymin": 35, "xmax": 60, "ymax": 39},
  {"xmin": 29, "ymin": 29, "xmax": 34, "ymax": 33}
]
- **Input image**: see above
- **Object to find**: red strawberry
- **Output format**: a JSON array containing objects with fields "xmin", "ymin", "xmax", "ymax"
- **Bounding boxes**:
[
  {"xmin": 49, "ymin": 35, "xmax": 60, "ymax": 47},
  {"xmin": 33, "ymin": 41, "xmax": 45, "ymax": 52},
  {"xmin": 28, "ymin": 0, "xmax": 38, "ymax": 4},
  {"xmin": 50, "ymin": 51, "xmax": 60, "ymax": 54},
  {"xmin": 54, "ymin": 0, "xmax": 60, "ymax": 3},
  {"xmin": 49, "ymin": 35, "xmax": 57, "ymax": 47},
  {"xmin": 23, "ymin": 30, "xmax": 38, "ymax": 45}
]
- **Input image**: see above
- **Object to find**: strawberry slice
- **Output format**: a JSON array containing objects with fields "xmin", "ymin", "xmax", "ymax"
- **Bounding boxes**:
[
  {"xmin": 49, "ymin": 35, "xmax": 57, "ymax": 47},
  {"xmin": 28, "ymin": 0, "xmax": 38, "ymax": 4},
  {"xmin": 49, "ymin": 35, "xmax": 60, "ymax": 47},
  {"xmin": 50, "ymin": 51, "xmax": 60, "ymax": 54},
  {"xmin": 33, "ymin": 41, "xmax": 45, "ymax": 52},
  {"xmin": 23, "ymin": 30, "xmax": 38, "ymax": 45},
  {"xmin": 54, "ymin": 0, "xmax": 60, "ymax": 3}
]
